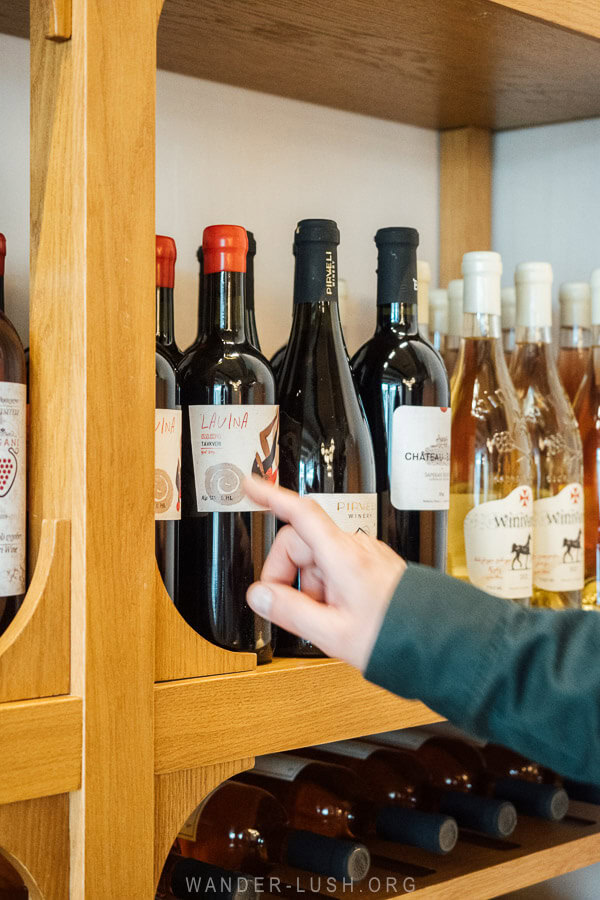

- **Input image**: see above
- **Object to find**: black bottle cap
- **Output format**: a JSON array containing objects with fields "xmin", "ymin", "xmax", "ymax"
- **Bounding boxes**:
[
  {"xmin": 286, "ymin": 830, "xmax": 370, "ymax": 882},
  {"xmin": 375, "ymin": 227, "xmax": 419, "ymax": 248},
  {"xmin": 294, "ymin": 219, "xmax": 340, "ymax": 245},
  {"xmin": 494, "ymin": 778, "xmax": 569, "ymax": 822},
  {"xmin": 439, "ymin": 792, "xmax": 517, "ymax": 838},
  {"xmin": 169, "ymin": 858, "xmax": 257, "ymax": 900},
  {"xmin": 196, "ymin": 245, "xmax": 203, "ymax": 264},
  {"xmin": 375, "ymin": 807, "xmax": 458, "ymax": 855},
  {"xmin": 247, "ymin": 231, "xmax": 256, "ymax": 257}
]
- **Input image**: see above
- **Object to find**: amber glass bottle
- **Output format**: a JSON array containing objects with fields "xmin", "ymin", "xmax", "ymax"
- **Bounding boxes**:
[
  {"xmin": 557, "ymin": 282, "xmax": 591, "ymax": 403},
  {"xmin": 501, "ymin": 286, "xmax": 516, "ymax": 363}
]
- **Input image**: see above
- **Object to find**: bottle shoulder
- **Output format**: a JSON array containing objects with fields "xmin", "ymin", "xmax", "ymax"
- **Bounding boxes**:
[
  {"xmin": 179, "ymin": 338, "xmax": 275, "ymax": 392},
  {"xmin": 352, "ymin": 331, "xmax": 449, "ymax": 388},
  {"xmin": 0, "ymin": 313, "xmax": 26, "ymax": 383}
]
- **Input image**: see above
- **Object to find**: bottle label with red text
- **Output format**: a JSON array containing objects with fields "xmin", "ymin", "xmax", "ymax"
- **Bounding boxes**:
[
  {"xmin": 463, "ymin": 485, "xmax": 533, "ymax": 599},
  {"xmin": 155, "ymin": 409, "xmax": 181, "ymax": 521},
  {"xmin": 189, "ymin": 404, "xmax": 279, "ymax": 512},
  {"xmin": 391, "ymin": 406, "xmax": 451, "ymax": 510},
  {"xmin": 534, "ymin": 483, "xmax": 584, "ymax": 591},
  {"xmin": 0, "ymin": 383, "xmax": 26, "ymax": 596},
  {"xmin": 308, "ymin": 493, "xmax": 377, "ymax": 535}
]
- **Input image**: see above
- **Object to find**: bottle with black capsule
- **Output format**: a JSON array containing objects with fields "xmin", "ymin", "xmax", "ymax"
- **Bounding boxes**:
[
  {"xmin": 276, "ymin": 219, "xmax": 376, "ymax": 657},
  {"xmin": 178, "ymin": 225, "xmax": 277, "ymax": 662},
  {"xmin": 352, "ymin": 228, "xmax": 450, "ymax": 569},
  {"xmin": 245, "ymin": 231, "xmax": 261, "ymax": 352}
]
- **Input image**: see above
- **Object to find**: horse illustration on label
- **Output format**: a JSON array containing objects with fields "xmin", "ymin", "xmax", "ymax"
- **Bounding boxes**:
[
  {"xmin": 511, "ymin": 533, "xmax": 531, "ymax": 569},
  {"xmin": 563, "ymin": 529, "xmax": 582, "ymax": 563}
]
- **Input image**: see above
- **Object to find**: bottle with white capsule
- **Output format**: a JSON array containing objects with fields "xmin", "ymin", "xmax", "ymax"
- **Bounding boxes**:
[
  {"xmin": 557, "ymin": 282, "xmax": 591, "ymax": 403},
  {"xmin": 448, "ymin": 252, "xmax": 533, "ymax": 604},
  {"xmin": 417, "ymin": 260, "xmax": 431, "ymax": 339},
  {"xmin": 509, "ymin": 263, "xmax": 583, "ymax": 609},
  {"xmin": 501, "ymin": 286, "xmax": 516, "ymax": 362},
  {"xmin": 445, "ymin": 278, "xmax": 463, "ymax": 377},
  {"xmin": 429, "ymin": 288, "xmax": 448, "ymax": 358}
]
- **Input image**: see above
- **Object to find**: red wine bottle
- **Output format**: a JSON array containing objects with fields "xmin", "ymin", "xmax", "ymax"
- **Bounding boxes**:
[
  {"xmin": 245, "ymin": 231, "xmax": 261, "ymax": 352},
  {"xmin": 178, "ymin": 226, "xmax": 277, "ymax": 662},
  {"xmin": 276, "ymin": 219, "xmax": 376, "ymax": 657},
  {"xmin": 352, "ymin": 228, "xmax": 450, "ymax": 569},
  {"xmin": 0, "ymin": 235, "xmax": 26, "ymax": 635},
  {"xmin": 176, "ymin": 781, "xmax": 370, "ymax": 882},
  {"xmin": 157, "ymin": 854, "xmax": 257, "ymax": 900},
  {"xmin": 155, "ymin": 236, "xmax": 182, "ymax": 602}
]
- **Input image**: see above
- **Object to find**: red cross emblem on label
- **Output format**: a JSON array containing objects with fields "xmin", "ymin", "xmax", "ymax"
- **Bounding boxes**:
[{"xmin": 571, "ymin": 486, "xmax": 581, "ymax": 504}]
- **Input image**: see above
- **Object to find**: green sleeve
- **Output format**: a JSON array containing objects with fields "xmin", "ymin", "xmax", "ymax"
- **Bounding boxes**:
[{"xmin": 365, "ymin": 563, "xmax": 600, "ymax": 784}]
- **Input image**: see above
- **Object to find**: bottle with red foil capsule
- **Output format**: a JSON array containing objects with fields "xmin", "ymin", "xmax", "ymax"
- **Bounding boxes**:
[
  {"xmin": 178, "ymin": 225, "xmax": 276, "ymax": 662},
  {"xmin": 0, "ymin": 235, "xmax": 27, "ymax": 635},
  {"xmin": 155, "ymin": 236, "xmax": 182, "ymax": 603}
]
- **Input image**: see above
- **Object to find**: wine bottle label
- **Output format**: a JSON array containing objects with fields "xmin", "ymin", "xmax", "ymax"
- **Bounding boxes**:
[
  {"xmin": 155, "ymin": 409, "xmax": 182, "ymax": 521},
  {"xmin": 533, "ymin": 483, "xmax": 584, "ymax": 591},
  {"xmin": 252, "ymin": 753, "xmax": 312, "ymax": 782},
  {"xmin": 391, "ymin": 407, "xmax": 451, "ymax": 511},
  {"xmin": 188, "ymin": 405, "xmax": 279, "ymax": 512},
  {"xmin": 312, "ymin": 740, "xmax": 378, "ymax": 760},
  {"xmin": 463, "ymin": 486, "xmax": 533, "ymax": 599},
  {"xmin": 177, "ymin": 805, "xmax": 202, "ymax": 842},
  {"xmin": 0, "ymin": 383, "xmax": 25, "ymax": 596},
  {"xmin": 308, "ymin": 493, "xmax": 377, "ymax": 535}
]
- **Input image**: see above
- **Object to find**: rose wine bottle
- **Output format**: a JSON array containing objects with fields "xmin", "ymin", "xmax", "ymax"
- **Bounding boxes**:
[
  {"xmin": 429, "ymin": 288, "xmax": 448, "ymax": 358},
  {"xmin": 448, "ymin": 252, "xmax": 533, "ymax": 604},
  {"xmin": 178, "ymin": 225, "xmax": 277, "ymax": 662},
  {"xmin": 175, "ymin": 780, "xmax": 370, "ymax": 883},
  {"xmin": 245, "ymin": 231, "xmax": 261, "ymax": 352},
  {"xmin": 445, "ymin": 278, "xmax": 463, "ymax": 377},
  {"xmin": 155, "ymin": 236, "xmax": 182, "ymax": 603},
  {"xmin": 510, "ymin": 262, "xmax": 583, "ymax": 610},
  {"xmin": 352, "ymin": 228, "xmax": 450, "ymax": 569},
  {"xmin": 574, "ymin": 269, "xmax": 600, "ymax": 610},
  {"xmin": 557, "ymin": 282, "xmax": 591, "ymax": 403},
  {"xmin": 417, "ymin": 259, "xmax": 431, "ymax": 339},
  {"xmin": 0, "ymin": 235, "xmax": 26, "ymax": 635},
  {"xmin": 501, "ymin": 286, "xmax": 516, "ymax": 363},
  {"xmin": 276, "ymin": 220, "xmax": 376, "ymax": 657}
]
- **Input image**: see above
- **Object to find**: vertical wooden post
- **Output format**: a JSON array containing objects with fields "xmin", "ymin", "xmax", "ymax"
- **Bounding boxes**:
[
  {"xmin": 30, "ymin": 0, "xmax": 157, "ymax": 895},
  {"xmin": 439, "ymin": 127, "xmax": 492, "ymax": 286}
]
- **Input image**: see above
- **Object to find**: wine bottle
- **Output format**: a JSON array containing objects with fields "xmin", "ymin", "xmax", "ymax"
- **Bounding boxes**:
[
  {"xmin": 300, "ymin": 742, "xmax": 458, "ymax": 854},
  {"xmin": 240, "ymin": 752, "xmax": 458, "ymax": 856},
  {"xmin": 276, "ymin": 220, "xmax": 376, "ymax": 657},
  {"xmin": 155, "ymin": 236, "xmax": 182, "ymax": 603},
  {"xmin": 444, "ymin": 278, "xmax": 463, "ymax": 377},
  {"xmin": 574, "ymin": 269, "xmax": 600, "ymax": 610},
  {"xmin": 178, "ymin": 225, "xmax": 277, "ymax": 662},
  {"xmin": 417, "ymin": 259, "xmax": 431, "ymax": 339},
  {"xmin": 352, "ymin": 228, "xmax": 450, "ymax": 569},
  {"xmin": 448, "ymin": 252, "xmax": 533, "ymax": 604},
  {"xmin": 245, "ymin": 231, "xmax": 261, "ymax": 352},
  {"xmin": 501, "ymin": 286, "xmax": 516, "ymax": 362},
  {"xmin": 429, "ymin": 288, "xmax": 448, "ymax": 357},
  {"xmin": 369, "ymin": 731, "xmax": 517, "ymax": 838},
  {"xmin": 0, "ymin": 235, "xmax": 26, "ymax": 635},
  {"xmin": 185, "ymin": 245, "xmax": 205, "ymax": 354},
  {"xmin": 157, "ymin": 854, "xmax": 257, "ymax": 900},
  {"xmin": 509, "ymin": 262, "xmax": 583, "ymax": 609},
  {"xmin": 176, "ymin": 781, "xmax": 371, "ymax": 883},
  {"xmin": 475, "ymin": 743, "xmax": 569, "ymax": 822},
  {"xmin": 557, "ymin": 282, "xmax": 591, "ymax": 403}
]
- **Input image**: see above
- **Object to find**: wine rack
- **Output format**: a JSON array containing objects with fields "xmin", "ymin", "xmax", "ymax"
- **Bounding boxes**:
[{"xmin": 0, "ymin": 0, "xmax": 598, "ymax": 896}]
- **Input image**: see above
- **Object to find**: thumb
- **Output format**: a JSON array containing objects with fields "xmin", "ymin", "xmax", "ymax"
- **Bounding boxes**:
[{"xmin": 247, "ymin": 581, "xmax": 338, "ymax": 655}]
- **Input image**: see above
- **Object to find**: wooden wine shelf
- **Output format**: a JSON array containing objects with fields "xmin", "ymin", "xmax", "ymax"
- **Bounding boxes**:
[{"xmin": 154, "ymin": 657, "xmax": 443, "ymax": 774}]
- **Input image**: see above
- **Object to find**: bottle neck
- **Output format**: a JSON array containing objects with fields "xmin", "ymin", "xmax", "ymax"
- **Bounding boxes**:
[
  {"xmin": 502, "ymin": 327, "xmax": 516, "ymax": 353},
  {"xmin": 560, "ymin": 324, "xmax": 591, "ymax": 349},
  {"xmin": 515, "ymin": 325, "xmax": 552, "ymax": 345},
  {"xmin": 156, "ymin": 286, "xmax": 176, "ymax": 350},
  {"xmin": 0, "ymin": 274, "xmax": 4, "ymax": 314},
  {"xmin": 206, "ymin": 271, "xmax": 247, "ymax": 343},
  {"xmin": 195, "ymin": 255, "xmax": 205, "ymax": 344},
  {"xmin": 592, "ymin": 324, "xmax": 600, "ymax": 347},
  {"xmin": 293, "ymin": 241, "xmax": 338, "ymax": 305},
  {"xmin": 246, "ymin": 252, "xmax": 255, "ymax": 312},
  {"xmin": 462, "ymin": 311, "xmax": 502, "ymax": 339},
  {"xmin": 376, "ymin": 242, "xmax": 418, "ymax": 331},
  {"xmin": 376, "ymin": 301, "xmax": 418, "ymax": 334}
]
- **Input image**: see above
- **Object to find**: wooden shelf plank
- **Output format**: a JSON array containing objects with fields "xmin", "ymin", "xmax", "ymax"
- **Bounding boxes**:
[
  {"xmin": 154, "ymin": 657, "xmax": 442, "ymax": 774},
  {"xmin": 0, "ymin": 695, "xmax": 81, "ymax": 805}
]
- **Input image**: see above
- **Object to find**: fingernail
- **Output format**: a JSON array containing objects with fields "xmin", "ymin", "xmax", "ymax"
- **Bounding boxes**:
[{"xmin": 247, "ymin": 585, "xmax": 273, "ymax": 617}]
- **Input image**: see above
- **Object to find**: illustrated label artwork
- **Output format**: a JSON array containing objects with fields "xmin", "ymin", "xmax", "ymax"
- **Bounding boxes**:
[
  {"xmin": 463, "ymin": 485, "xmax": 533, "ymax": 599},
  {"xmin": 0, "ymin": 383, "xmax": 26, "ymax": 595},
  {"xmin": 155, "ymin": 409, "xmax": 182, "ymax": 520},
  {"xmin": 189, "ymin": 405, "xmax": 279, "ymax": 512},
  {"xmin": 534, "ymin": 483, "xmax": 584, "ymax": 591},
  {"xmin": 391, "ymin": 406, "xmax": 451, "ymax": 510},
  {"xmin": 308, "ymin": 493, "xmax": 377, "ymax": 535}
]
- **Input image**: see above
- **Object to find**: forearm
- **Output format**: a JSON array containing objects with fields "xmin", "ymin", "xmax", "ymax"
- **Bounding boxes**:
[{"xmin": 365, "ymin": 564, "xmax": 600, "ymax": 784}]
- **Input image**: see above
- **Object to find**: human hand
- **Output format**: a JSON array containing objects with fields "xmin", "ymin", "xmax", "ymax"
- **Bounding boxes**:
[{"xmin": 244, "ymin": 477, "xmax": 406, "ymax": 671}]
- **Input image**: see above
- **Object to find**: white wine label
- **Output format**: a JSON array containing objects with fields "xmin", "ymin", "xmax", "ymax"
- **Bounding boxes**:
[
  {"xmin": 189, "ymin": 405, "xmax": 279, "ymax": 512},
  {"xmin": 312, "ymin": 740, "xmax": 378, "ymax": 760},
  {"xmin": 463, "ymin": 485, "xmax": 533, "ymax": 599},
  {"xmin": 252, "ymin": 754, "xmax": 311, "ymax": 782},
  {"xmin": 308, "ymin": 493, "xmax": 377, "ymax": 535},
  {"xmin": 177, "ymin": 805, "xmax": 202, "ymax": 842},
  {"xmin": 391, "ymin": 407, "xmax": 451, "ymax": 511},
  {"xmin": 534, "ymin": 483, "xmax": 584, "ymax": 591},
  {"xmin": 155, "ymin": 409, "xmax": 181, "ymax": 521},
  {"xmin": 367, "ymin": 729, "xmax": 430, "ymax": 751},
  {"xmin": 0, "ymin": 383, "xmax": 25, "ymax": 596}
]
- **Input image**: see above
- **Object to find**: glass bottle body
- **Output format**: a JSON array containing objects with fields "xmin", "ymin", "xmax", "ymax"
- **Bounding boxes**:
[
  {"xmin": 442, "ymin": 336, "xmax": 460, "ymax": 380},
  {"xmin": 574, "ymin": 330, "xmax": 600, "ymax": 609},
  {"xmin": 557, "ymin": 324, "xmax": 591, "ymax": 403}
]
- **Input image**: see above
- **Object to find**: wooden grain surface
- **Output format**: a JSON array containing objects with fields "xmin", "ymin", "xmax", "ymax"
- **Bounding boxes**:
[
  {"xmin": 489, "ymin": 0, "xmax": 600, "ymax": 39},
  {"xmin": 439, "ymin": 127, "xmax": 492, "ymax": 286},
  {"xmin": 155, "ymin": 657, "xmax": 443, "ymax": 774},
  {"xmin": 0, "ymin": 695, "xmax": 81, "ymax": 805},
  {"xmin": 0, "ymin": 794, "xmax": 69, "ymax": 900}
]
